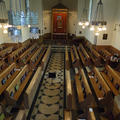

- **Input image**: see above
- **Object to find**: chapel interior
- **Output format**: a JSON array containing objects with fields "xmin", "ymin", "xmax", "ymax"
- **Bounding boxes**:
[{"xmin": 0, "ymin": 0, "xmax": 120, "ymax": 120}]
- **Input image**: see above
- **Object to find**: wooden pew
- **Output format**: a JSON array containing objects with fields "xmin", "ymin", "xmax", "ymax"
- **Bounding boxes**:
[
  {"xmin": 22, "ymin": 39, "xmax": 33, "ymax": 49},
  {"xmin": 9, "ymin": 45, "xmax": 28, "ymax": 62},
  {"xmin": 30, "ymin": 45, "xmax": 46, "ymax": 68},
  {"xmin": 106, "ymin": 46, "xmax": 119, "ymax": 56},
  {"xmin": 65, "ymin": 46, "xmax": 70, "ymax": 70},
  {"xmin": 0, "ymin": 44, "xmax": 5, "ymax": 51},
  {"xmin": 0, "ymin": 60, "xmax": 8, "ymax": 74},
  {"xmin": 65, "ymin": 69, "xmax": 72, "ymax": 110},
  {"xmin": 100, "ymin": 65, "xmax": 120, "ymax": 96},
  {"xmin": 88, "ymin": 67, "xmax": 113, "ymax": 114},
  {"xmin": 0, "ymin": 63, "xmax": 20, "ymax": 95},
  {"xmin": 75, "ymin": 69, "xmax": 95, "ymax": 111},
  {"xmin": 24, "ymin": 66, "xmax": 43, "ymax": 109},
  {"xmin": 5, "ymin": 65, "xmax": 32, "ymax": 105},
  {"xmin": 18, "ymin": 43, "xmax": 38, "ymax": 65},
  {"xmin": 97, "ymin": 48, "xmax": 112, "ymax": 63},
  {"xmin": 15, "ymin": 110, "xmax": 26, "ymax": 120},
  {"xmin": 0, "ymin": 46, "xmax": 15, "ymax": 58},
  {"xmin": 70, "ymin": 45, "xmax": 80, "ymax": 68},
  {"xmin": 64, "ymin": 110, "xmax": 72, "ymax": 120},
  {"xmin": 78, "ymin": 44, "xmax": 91, "ymax": 66},
  {"xmin": 41, "ymin": 45, "xmax": 51, "ymax": 71},
  {"xmin": 87, "ymin": 108, "xmax": 96, "ymax": 120},
  {"xmin": 90, "ymin": 48, "xmax": 103, "ymax": 67},
  {"xmin": 65, "ymin": 46, "xmax": 72, "ymax": 110},
  {"xmin": 112, "ymin": 96, "xmax": 120, "ymax": 120}
]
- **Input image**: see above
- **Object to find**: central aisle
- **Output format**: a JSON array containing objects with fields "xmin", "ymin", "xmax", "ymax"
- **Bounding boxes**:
[{"xmin": 30, "ymin": 52, "xmax": 64, "ymax": 120}]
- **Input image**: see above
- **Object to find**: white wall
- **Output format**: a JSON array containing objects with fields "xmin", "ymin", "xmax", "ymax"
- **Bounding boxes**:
[
  {"xmin": 84, "ymin": 0, "xmax": 117, "ymax": 46},
  {"xmin": 111, "ymin": 0, "xmax": 120, "ymax": 50},
  {"xmin": 43, "ymin": 10, "xmax": 51, "ymax": 34},
  {"xmin": 68, "ymin": 11, "xmax": 77, "ymax": 34}
]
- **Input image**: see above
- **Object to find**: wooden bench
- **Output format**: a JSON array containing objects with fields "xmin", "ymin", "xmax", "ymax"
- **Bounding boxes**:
[
  {"xmin": 87, "ymin": 108, "xmax": 97, "ymax": 120},
  {"xmin": 18, "ymin": 43, "xmax": 38, "ymax": 65},
  {"xmin": 65, "ymin": 69, "xmax": 72, "ymax": 110},
  {"xmin": 65, "ymin": 46, "xmax": 70, "ymax": 70},
  {"xmin": 22, "ymin": 39, "xmax": 33, "ymax": 49},
  {"xmin": 0, "ymin": 63, "xmax": 20, "ymax": 95},
  {"xmin": 0, "ymin": 60, "xmax": 8, "ymax": 74},
  {"xmin": 24, "ymin": 66, "xmax": 43, "ymax": 109},
  {"xmin": 88, "ymin": 67, "xmax": 113, "ymax": 114},
  {"xmin": 112, "ymin": 95, "xmax": 120, "ymax": 120},
  {"xmin": 96, "ymin": 48, "xmax": 112, "ymax": 63},
  {"xmin": 100, "ymin": 65, "xmax": 120, "ymax": 96},
  {"xmin": 0, "ymin": 46, "xmax": 15, "ymax": 58},
  {"xmin": 70, "ymin": 45, "xmax": 80, "ymax": 68},
  {"xmin": 9, "ymin": 45, "xmax": 28, "ymax": 62},
  {"xmin": 75, "ymin": 69, "xmax": 95, "ymax": 111},
  {"xmin": 0, "ymin": 44, "xmax": 5, "ymax": 51},
  {"xmin": 41, "ymin": 45, "xmax": 51, "ymax": 71},
  {"xmin": 90, "ymin": 48, "xmax": 103, "ymax": 67},
  {"xmin": 5, "ymin": 65, "xmax": 32, "ymax": 105},
  {"xmin": 64, "ymin": 110, "xmax": 72, "ymax": 120},
  {"xmin": 78, "ymin": 44, "xmax": 91, "ymax": 66},
  {"xmin": 30, "ymin": 45, "xmax": 46, "ymax": 68},
  {"xmin": 15, "ymin": 110, "xmax": 26, "ymax": 120}
]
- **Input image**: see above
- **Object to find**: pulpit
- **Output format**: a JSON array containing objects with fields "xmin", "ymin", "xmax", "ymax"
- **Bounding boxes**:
[{"xmin": 52, "ymin": 3, "xmax": 68, "ymax": 44}]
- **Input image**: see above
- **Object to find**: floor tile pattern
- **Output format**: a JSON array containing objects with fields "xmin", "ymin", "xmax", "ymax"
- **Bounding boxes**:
[{"xmin": 30, "ymin": 53, "xmax": 64, "ymax": 120}]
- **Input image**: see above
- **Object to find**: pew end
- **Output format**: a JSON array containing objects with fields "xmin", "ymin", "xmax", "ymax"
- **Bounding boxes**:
[{"xmin": 64, "ymin": 110, "xmax": 72, "ymax": 120}]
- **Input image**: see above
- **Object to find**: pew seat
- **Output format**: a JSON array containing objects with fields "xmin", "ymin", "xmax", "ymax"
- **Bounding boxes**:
[
  {"xmin": 0, "ymin": 46, "xmax": 14, "ymax": 58},
  {"xmin": 88, "ymin": 67, "xmax": 113, "ymax": 114},
  {"xmin": 0, "ymin": 63, "xmax": 20, "ymax": 95},
  {"xmin": 30, "ymin": 45, "xmax": 46, "ymax": 68},
  {"xmin": 5, "ymin": 65, "xmax": 32, "ymax": 104},
  {"xmin": 90, "ymin": 48, "xmax": 103, "ymax": 67},
  {"xmin": 18, "ymin": 43, "xmax": 38, "ymax": 65},
  {"xmin": 78, "ymin": 44, "xmax": 91, "ymax": 66},
  {"xmin": 75, "ymin": 69, "xmax": 95, "ymax": 111},
  {"xmin": 70, "ymin": 45, "xmax": 80, "ymax": 68},
  {"xmin": 100, "ymin": 65, "xmax": 120, "ymax": 96}
]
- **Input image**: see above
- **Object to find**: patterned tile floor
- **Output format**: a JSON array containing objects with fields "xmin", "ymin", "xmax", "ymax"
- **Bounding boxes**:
[{"xmin": 30, "ymin": 53, "xmax": 64, "ymax": 120}]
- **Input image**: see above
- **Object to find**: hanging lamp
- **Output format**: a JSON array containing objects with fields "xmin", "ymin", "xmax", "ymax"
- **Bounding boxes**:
[
  {"xmin": 90, "ymin": 0, "xmax": 107, "ymax": 36},
  {"xmin": 0, "ymin": 0, "xmax": 9, "ymax": 33},
  {"xmin": 78, "ymin": 0, "xmax": 89, "ymax": 29}
]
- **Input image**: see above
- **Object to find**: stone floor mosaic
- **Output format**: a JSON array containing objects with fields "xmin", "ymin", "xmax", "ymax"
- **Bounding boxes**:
[{"xmin": 30, "ymin": 53, "xmax": 64, "ymax": 120}]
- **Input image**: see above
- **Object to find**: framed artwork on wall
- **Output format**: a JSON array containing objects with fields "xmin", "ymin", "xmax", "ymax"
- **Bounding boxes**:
[{"xmin": 103, "ymin": 34, "xmax": 108, "ymax": 40}]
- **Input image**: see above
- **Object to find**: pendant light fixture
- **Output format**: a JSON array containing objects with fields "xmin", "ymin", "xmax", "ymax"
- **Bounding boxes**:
[
  {"xmin": 78, "ymin": 0, "xmax": 89, "ymax": 29},
  {"xmin": 0, "ymin": 0, "xmax": 9, "ymax": 34},
  {"xmin": 8, "ymin": 0, "xmax": 39, "ymax": 40},
  {"xmin": 90, "ymin": 0, "xmax": 107, "ymax": 36}
]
